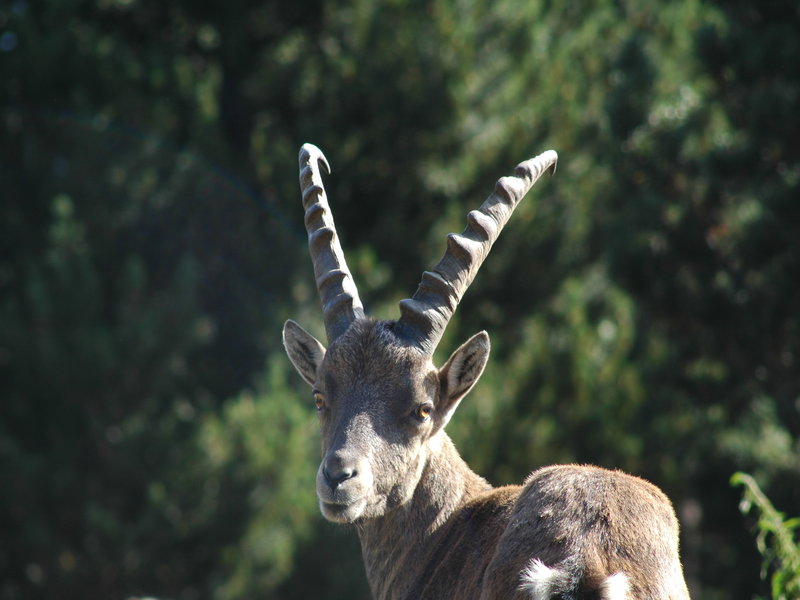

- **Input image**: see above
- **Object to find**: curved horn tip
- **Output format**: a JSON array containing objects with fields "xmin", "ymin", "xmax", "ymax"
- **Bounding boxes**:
[
  {"xmin": 299, "ymin": 143, "xmax": 331, "ymax": 175},
  {"xmin": 514, "ymin": 149, "xmax": 558, "ymax": 180},
  {"xmin": 543, "ymin": 149, "xmax": 558, "ymax": 175}
]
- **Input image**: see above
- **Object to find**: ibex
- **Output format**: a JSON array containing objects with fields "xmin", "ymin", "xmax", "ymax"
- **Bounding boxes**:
[{"xmin": 283, "ymin": 143, "xmax": 690, "ymax": 600}]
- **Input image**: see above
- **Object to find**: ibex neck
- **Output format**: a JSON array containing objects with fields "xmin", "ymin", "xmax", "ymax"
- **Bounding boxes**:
[{"xmin": 357, "ymin": 432, "xmax": 491, "ymax": 600}]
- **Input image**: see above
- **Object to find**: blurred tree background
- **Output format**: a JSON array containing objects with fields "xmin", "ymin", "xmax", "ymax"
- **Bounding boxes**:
[{"xmin": 1, "ymin": 0, "xmax": 798, "ymax": 598}]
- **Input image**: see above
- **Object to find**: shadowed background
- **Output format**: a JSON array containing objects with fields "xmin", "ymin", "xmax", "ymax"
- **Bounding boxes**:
[{"xmin": 1, "ymin": 1, "xmax": 798, "ymax": 599}]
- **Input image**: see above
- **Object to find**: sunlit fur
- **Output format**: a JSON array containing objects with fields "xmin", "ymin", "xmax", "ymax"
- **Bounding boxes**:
[
  {"xmin": 518, "ymin": 560, "xmax": 571, "ymax": 599},
  {"xmin": 600, "ymin": 573, "xmax": 630, "ymax": 600}
]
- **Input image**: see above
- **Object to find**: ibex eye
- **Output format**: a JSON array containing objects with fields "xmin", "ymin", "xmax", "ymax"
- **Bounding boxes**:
[
  {"xmin": 415, "ymin": 404, "xmax": 433, "ymax": 422},
  {"xmin": 313, "ymin": 391, "xmax": 325, "ymax": 411}
]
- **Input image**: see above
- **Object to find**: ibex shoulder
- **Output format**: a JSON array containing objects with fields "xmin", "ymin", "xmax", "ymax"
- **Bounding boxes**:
[
  {"xmin": 479, "ymin": 464, "xmax": 683, "ymax": 600},
  {"xmin": 518, "ymin": 463, "xmax": 677, "ymax": 521}
]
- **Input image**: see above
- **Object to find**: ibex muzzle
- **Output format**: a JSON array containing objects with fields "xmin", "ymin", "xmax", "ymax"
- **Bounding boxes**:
[{"xmin": 283, "ymin": 144, "xmax": 690, "ymax": 600}]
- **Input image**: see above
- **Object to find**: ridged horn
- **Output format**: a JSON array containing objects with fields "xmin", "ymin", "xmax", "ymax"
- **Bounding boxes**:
[
  {"xmin": 299, "ymin": 143, "xmax": 365, "ymax": 342},
  {"xmin": 397, "ymin": 149, "xmax": 558, "ymax": 355}
]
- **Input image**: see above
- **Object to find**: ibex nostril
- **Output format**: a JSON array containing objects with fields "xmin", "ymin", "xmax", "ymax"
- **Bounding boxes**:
[{"xmin": 323, "ymin": 464, "xmax": 357, "ymax": 488}]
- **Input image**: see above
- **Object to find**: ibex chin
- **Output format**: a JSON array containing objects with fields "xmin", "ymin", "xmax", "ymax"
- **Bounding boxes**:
[{"xmin": 283, "ymin": 143, "xmax": 690, "ymax": 600}]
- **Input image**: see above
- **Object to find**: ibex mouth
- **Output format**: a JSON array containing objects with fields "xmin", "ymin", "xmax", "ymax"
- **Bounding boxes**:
[{"xmin": 320, "ymin": 498, "xmax": 368, "ymax": 523}]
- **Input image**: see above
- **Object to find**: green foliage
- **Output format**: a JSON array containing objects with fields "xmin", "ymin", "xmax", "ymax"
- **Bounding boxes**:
[
  {"xmin": 1, "ymin": 0, "xmax": 798, "ymax": 598},
  {"xmin": 732, "ymin": 473, "xmax": 800, "ymax": 600},
  {"xmin": 197, "ymin": 363, "xmax": 319, "ymax": 599}
]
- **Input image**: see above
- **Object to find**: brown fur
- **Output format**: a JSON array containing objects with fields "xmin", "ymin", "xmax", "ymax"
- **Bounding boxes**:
[{"xmin": 283, "ymin": 318, "xmax": 690, "ymax": 600}]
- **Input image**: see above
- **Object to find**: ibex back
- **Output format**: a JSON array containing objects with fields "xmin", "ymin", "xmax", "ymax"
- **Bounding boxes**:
[{"xmin": 283, "ymin": 144, "xmax": 690, "ymax": 600}]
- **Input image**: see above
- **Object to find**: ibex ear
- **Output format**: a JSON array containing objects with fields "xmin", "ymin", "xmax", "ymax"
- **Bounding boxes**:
[
  {"xmin": 283, "ymin": 320, "xmax": 326, "ymax": 386},
  {"xmin": 437, "ymin": 331, "xmax": 490, "ymax": 428}
]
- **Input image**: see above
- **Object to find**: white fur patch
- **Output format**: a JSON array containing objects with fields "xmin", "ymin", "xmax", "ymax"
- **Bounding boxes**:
[
  {"xmin": 600, "ymin": 572, "xmax": 630, "ymax": 600},
  {"xmin": 518, "ymin": 559, "xmax": 568, "ymax": 600},
  {"xmin": 519, "ymin": 560, "xmax": 629, "ymax": 600}
]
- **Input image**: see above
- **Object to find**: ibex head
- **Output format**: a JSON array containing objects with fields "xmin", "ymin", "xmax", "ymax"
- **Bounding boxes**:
[{"xmin": 283, "ymin": 143, "xmax": 556, "ymax": 523}]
